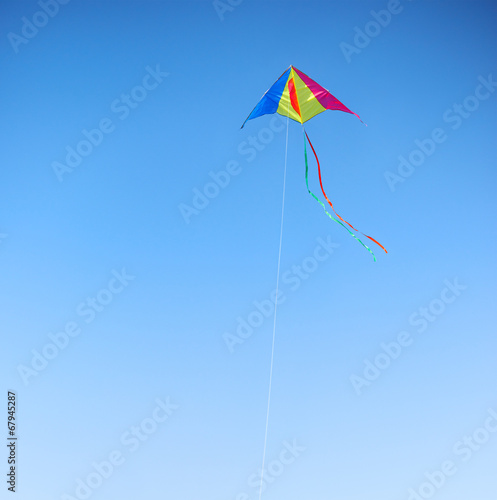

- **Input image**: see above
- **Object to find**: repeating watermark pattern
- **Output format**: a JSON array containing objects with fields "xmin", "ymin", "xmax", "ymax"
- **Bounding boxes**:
[
  {"xmin": 339, "ymin": 0, "xmax": 412, "ymax": 63},
  {"xmin": 232, "ymin": 439, "xmax": 305, "ymax": 500},
  {"xmin": 407, "ymin": 407, "xmax": 497, "ymax": 500},
  {"xmin": 60, "ymin": 396, "xmax": 178, "ymax": 500},
  {"xmin": 17, "ymin": 269, "xmax": 135, "ymax": 386},
  {"xmin": 223, "ymin": 236, "xmax": 339, "ymax": 353},
  {"xmin": 350, "ymin": 278, "xmax": 466, "ymax": 395},
  {"xmin": 7, "ymin": 0, "xmax": 71, "ymax": 54},
  {"xmin": 6, "ymin": 391, "xmax": 17, "ymax": 493},
  {"xmin": 179, "ymin": 115, "xmax": 286, "ymax": 224},
  {"xmin": 52, "ymin": 64, "xmax": 169, "ymax": 182},
  {"xmin": 384, "ymin": 73, "xmax": 497, "ymax": 192},
  {"xmin": 213, "ymin": 0, "xmax": 243, "ymax": 21}
]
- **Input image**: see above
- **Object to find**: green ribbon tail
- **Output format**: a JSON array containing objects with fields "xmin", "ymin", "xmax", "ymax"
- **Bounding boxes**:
[{"xmin": 303, "ymin": 129, "xmax": 376, "ymax": 262}]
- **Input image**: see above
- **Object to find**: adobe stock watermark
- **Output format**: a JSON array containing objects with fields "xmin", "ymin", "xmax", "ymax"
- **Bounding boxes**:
[
  {"xmin": 7, "ymin": 0, "xmax": 71, "ymax": 54},
  {"xmin": 232, "ymin": 439, "xmax": 305, "ymax": 500},
  {"xmin": 384, "ymin": 73, "xmax": 497, "ymax": 192},
  {"xmin": 223, "ymin": 236, "xmax": 339, "ymax": 353},
  {"xmin": 17, "ymin": 268, "xmax": 135, "ymax": 386},
  {"xmin": 61, "ymin": 396, "xmax": 179, "ymax": 500},
  {"xmin": 213, "ymin": 0, "xmax": 243, "ymax": 21},
  {"xmin": 178, "ymin": 115, "xmax": 286, "ymax": 224},
  {"xmin": 407, "ymin": 407, "xmax": 497, "ymax": 500},
  {"xmin": 350, "ymin": 278, "xmax": 466, "ymax": 395},
  {"xmin": 339, "ymin": 0, "xmax": 412, "ymax": 63},
  {"xmin": 52, "ymin": 64, "xmax": 169, "ymax": 182}
]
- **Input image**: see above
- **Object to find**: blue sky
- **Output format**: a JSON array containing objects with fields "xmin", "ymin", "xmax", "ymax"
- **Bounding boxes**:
[{"xmin": 1, "ymin": 1, "xmax": 496, "ymax": 499}]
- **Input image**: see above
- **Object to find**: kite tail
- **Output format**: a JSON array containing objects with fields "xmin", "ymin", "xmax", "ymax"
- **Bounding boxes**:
[
  {"xmin": 304, "ymin": 129, "xmax": 387, "ymax": 255},
  {"xmin": 303, "ymin": 129, "xmax": 377, "ymax": 262}
]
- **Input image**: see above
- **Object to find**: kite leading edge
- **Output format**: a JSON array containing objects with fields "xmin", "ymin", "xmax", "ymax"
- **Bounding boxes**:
[{"xmin": 242, "ymin": 65, "xmax": 387, "ymax": 261}]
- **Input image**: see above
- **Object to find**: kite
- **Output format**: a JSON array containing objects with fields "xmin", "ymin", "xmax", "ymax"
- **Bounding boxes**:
[{"xmin": 242, "ymin": 65, "xmax": 386, "ymax": 260}]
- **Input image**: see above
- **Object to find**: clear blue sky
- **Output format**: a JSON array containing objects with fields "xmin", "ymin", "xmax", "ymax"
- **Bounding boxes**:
[{"xmin": 1, "ymin": 1, "xmax": 496, "ymax": 499}]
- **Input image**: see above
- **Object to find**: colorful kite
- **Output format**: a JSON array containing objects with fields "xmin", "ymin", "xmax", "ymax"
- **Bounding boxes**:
[{"xmin": 242, "ymin": 65, "xmax": 386, "ymax": 260}]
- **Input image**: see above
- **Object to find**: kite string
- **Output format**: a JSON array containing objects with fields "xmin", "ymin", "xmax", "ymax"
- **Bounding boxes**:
[{"xmin": 258, "ymin": 113, "xmax": 289, "ymax": 500}]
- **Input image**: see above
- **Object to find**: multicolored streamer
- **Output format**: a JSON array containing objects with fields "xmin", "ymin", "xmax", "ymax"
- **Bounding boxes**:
[
  {"xmin": 304, "ymin": 130, "xmax": 387, "ymax": 256},
  {"xmin": 303, "ymin": 128, "xmax": 377, "ymax": 262}
]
